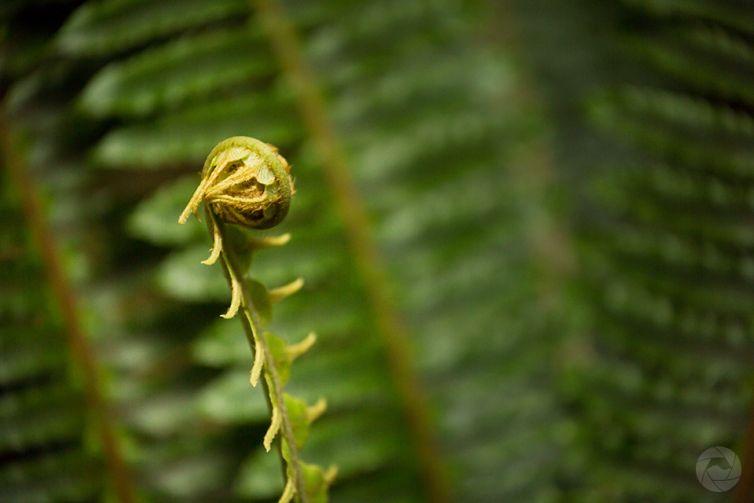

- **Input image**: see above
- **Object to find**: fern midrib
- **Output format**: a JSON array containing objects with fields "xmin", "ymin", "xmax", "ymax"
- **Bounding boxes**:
[
  {"xmin": 248, "ymin": 0, "xmax": 451, "ymax": 501},
  {"xmin": 0, "ymin": 111, "xmax": 137, "ymax": 503},
  {"xmin": 494, "ymin": 1, "xmax": 576, "ymax": 307}
]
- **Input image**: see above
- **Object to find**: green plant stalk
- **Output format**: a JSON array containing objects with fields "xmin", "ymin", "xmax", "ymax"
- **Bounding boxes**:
[
  {"xmin": 180, "ymin": 137, "xmax": 332, "ymax": 503},
  {"xmin": 206, "ymin": 208, "xmax": 307, "ymax": 501}
]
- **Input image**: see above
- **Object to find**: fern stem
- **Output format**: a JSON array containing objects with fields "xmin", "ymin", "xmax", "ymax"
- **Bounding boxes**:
[
  {"xmin": 249, "ymin": 1, "xmax": 451, "ymax": 501},
  {"xmin": 735, "ymin": 400, "xmax": 754, "ymax": 503},
  {"xmin": 491, "ymin": 1, "xmax": 575, "ymax": 296},
  {"xmin": 0, "ymin": 113, "xmax": 136, "ymax": 503},
  {"xmin": 207, "ymin": 209, "xmax": 308, "ymax": 503}
]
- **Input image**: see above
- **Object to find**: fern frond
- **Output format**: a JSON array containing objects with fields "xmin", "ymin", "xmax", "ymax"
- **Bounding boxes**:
[
  {"xmin": 0, "ymin": 120, "xmax": 118, "ymax": 501},
  {"xmin": 569, "ymin": 1, "xmax": 754, "ymax": 501}
]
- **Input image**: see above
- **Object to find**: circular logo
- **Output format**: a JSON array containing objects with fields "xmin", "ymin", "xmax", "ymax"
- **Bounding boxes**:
[{"xmin": 696, "ymin": 446, "xmax": 741, "ymax": 493}]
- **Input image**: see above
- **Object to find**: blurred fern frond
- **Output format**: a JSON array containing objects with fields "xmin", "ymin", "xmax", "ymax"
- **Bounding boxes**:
[
  {"xmin": 0, "ymin": 128, "xmax": 106, "ymax": 502},
  {"xmin": 569, "ymin": 1, "xmax": 754, "ymax": 501}
]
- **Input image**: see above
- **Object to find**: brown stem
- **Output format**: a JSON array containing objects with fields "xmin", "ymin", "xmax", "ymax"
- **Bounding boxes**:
[
  {"xmin": 0, "ymin": 113, "xmax": 136, "ymax": 502},
  {"xmin": 734, "ymin": 398, "xmax": 754, "ymax": 503},
  {"xmin": 248, "ymin": 1, "xmax": 451, "ymax": 501}
]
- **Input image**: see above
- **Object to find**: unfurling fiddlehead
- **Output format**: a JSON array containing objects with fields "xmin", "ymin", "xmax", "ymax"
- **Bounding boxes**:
[{"xmin": 179, "ymin": 137, "xmax": 335, "ymax": 503}]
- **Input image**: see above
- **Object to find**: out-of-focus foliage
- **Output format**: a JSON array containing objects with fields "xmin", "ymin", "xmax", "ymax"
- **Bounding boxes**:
[
  {"xmin": 567, "ymin": 1, "xmax": 754, "ymax": 501},
  {"xmin": 0, "ymin": 149, "xmax": 103, "ymax": 501},
  {"xmin": 1, "ymin": 0, "xmax": 753, "ymax": 502}
]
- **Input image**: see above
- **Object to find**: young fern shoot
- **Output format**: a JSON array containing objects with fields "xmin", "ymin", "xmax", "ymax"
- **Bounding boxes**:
[{"xmin": 179, "ymin": 137, "xmax": 336, "ymax": 503}]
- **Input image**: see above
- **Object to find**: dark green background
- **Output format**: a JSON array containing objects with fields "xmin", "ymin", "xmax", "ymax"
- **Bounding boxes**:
[{"xmin": 1, "ymin": 0, "xmax": 752, "ymax": 501}]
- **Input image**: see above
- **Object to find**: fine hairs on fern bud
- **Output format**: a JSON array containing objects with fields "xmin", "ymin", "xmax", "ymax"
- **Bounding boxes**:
[{"xmin": 179, "ymin": 136, "xmax": 294, "ymax": 229}]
